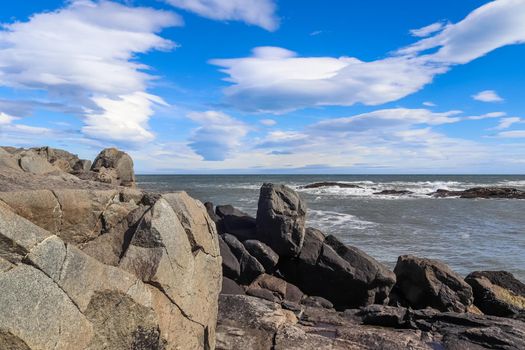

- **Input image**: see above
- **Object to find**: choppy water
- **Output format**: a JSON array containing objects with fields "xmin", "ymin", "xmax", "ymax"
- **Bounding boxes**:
[{"xmin": 138, "ymin": 175, "xmax": 525, "ymax": 281}]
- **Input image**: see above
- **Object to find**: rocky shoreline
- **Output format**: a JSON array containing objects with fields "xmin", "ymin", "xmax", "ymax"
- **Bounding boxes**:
[{"xmin": 1, "ymin": 146, "xmax": 524, "ymax": 349}]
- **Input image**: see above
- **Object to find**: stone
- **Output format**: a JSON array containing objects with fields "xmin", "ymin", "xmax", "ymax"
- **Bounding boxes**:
[
  {"xmin": 204, "ymin": 201, "xmax": 221, "ymax": 223},
  {"xmin": 301, "ymin": 182, "xmax": 361, "ymax": 189},
  {"xmin": 91, "ymin": 147, "xmax": 136, "ymax": 187},
  {"xmin": 223, "ymin": 233, "xmax": 265, "ymax": 284},
  {"xmin": 430, "ymin": 187, "xmax": 525, "ymax": 199},
  {"xmin": 280, "ymin": 229, "xmax": 395, "ymax": 309},
  {"xmin": 222, "ymin": 277, "xmax": 245, "ymax": 295},
  {"xmin": 214, "ymin": 204, "xmax": 257, "ymax": 240},
  {"xmin": 246, "ymin": 274, "xmax": 304, "ymax": 303},
  {"xmin": 301, "ymin": 296, "xmax": 334, "ymax": 309},
  {"xmin": 256, "ymin": 183, "xmax": 306, "ymax": 258},
  {"xmin": 393, "ymin": 255, "xmax": 473, "ymax": 312},
  {"xmin": 30, "ymin": 146, "xmax": 83, "ymax": 173},
  {"xmin": 18, "ymin": 151, "xmax": 58, "ymax": 175},
  {"xmin": 466, "ymin": 270, "xmax": 525, "ymax": 319},
  {"xmin": 216, "ymin": 204, "xmax": 249, "ymax": 218},
  {"xmin": 219, "ymin": 235, "xmax": 241, "ymax": 280},
  {"xmin": 243, "ymin": 239, "xmax": 279, "ymax": 272}
]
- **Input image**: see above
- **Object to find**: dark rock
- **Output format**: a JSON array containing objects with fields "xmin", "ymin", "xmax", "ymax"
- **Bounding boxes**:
[
  {"xmin": 358, "ymin": 305, "xmax": 407, "ymax": 328},
  {"xmin": 373, "ymin": 189, "xmax": 413, "ymax": 196},
  {"xmin": 301, "ymin": 296, "xmax": 334, "ymax": 309},
  {"xmin": 430, "ymin": 187, "xmax": 525, "ymax": 199},
  {"xmin": 204, "ymin": 202, "xmax": 221, "ymax": 223},
  {"xmin": 301, "ymin": 182, "xmax": 361, "ymax": 189},
  {"xmin": 393, "ymin": 255, "xmax": 473, "ymax": 312},
  {"xmin": 222, "ymin": 233, "xmax": 265, "ymax": 284},
  {"xmin": 218, "ymin": 235, "xmax": 241, "ymax": 280},
  {"xmin": 466, "ymin": 271, "xmax": 525, "ymax": 319},
  {"xmin": 216, "ymin": 204, "xmax": 249, "ymax": 218},
  {"xmin": 221, "ymin": 277, "xmax": 245, "ymax": 295},
  {"xmin": 256, "ymin": 183, "xmax": 306, "ymax": 258},
  {"xmin": 243, "ymin": 240, "xmax": 279, "ymax": 272},
  {"xmin": 221, "ymin": 215, "xmax": 257, "ymax": 240},
  {"xmin": 280, "ymin": 229, "xmax": 396, "ymax": 309}
]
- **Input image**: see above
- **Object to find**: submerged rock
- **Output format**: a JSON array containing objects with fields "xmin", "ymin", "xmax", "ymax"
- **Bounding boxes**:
[
  {"xmin": 301, "ymin": 182, "xmax": 361, "ymax": 189},
  {"xmin": 256, "ymin": 183, "xmax": 306, "ymax": 258},
  {"xmin": 430, "ymin": 187, "xmax": 525, "ymax": 199},
  {"xmin": 373, "ymin": 189, "xmax": 413, "ymax": 196}
]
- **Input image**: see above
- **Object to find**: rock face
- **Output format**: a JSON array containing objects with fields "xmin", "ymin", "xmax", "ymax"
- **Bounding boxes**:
[
  {"xmin": 280, "ymin": 228, "xmax": 396, "ymax": 309},
  {"xmin": 256, "ymin": 183, "xmax": 306, "ymax": 258},
  {"xmin": 0, "ymin": 188, "xmax": 221, "ymax": 349},
  {"xmin": 90, "ymin": 148, "xmax": 136, "ymax": 187},
  {"xmin": 217, "ymin": 294, "xmax": 525, "ymax": 350},
  {"xmin": 466, "ymin": 271, "xmax": 525, "ymax": 319},
  {"xmin": 393, "ymin": 255, "xmax": 473, "ymax": 312}
]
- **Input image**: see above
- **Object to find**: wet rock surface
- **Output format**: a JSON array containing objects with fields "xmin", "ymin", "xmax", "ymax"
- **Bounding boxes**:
[{"xmin": 301, "ymin": 182, "xmax": 362, "ymax": 189}]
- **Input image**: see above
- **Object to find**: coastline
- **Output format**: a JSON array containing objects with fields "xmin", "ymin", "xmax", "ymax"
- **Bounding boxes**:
[{"xmin": 1, "ymin": 146, "xmax": 524, "ymax": 349}]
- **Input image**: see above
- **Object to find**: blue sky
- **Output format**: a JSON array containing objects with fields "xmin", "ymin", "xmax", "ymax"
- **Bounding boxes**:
[{"xmin": 1, "ymin": 0, "xmax": 525, "ymax": 173}]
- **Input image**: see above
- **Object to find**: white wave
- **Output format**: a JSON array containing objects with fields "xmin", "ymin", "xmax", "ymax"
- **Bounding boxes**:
[{"xmin": 307, "ymin": 209, "xmax": 378, "ymax": 231}]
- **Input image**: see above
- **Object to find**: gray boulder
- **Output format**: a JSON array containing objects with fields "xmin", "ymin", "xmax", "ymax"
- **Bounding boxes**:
[
  {"xmin": 243, "ymin": 240, "xmax": 279, "ymax": 272},
  {"xmin": 256, "ymin": 183, "xmax": 306, "ymax": 258},
  {"xmin": 223, "ymin": 233, "xmax": 265, "ymax": 284},
  {"xmin": 90, "ymin": 147, "xmax": 136, "ymax": 187}
]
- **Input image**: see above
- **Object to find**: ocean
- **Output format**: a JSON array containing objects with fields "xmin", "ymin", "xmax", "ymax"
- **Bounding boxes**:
[{"xmin": 138, "ymin": 174, "xmax": 525, "ymax": 281}]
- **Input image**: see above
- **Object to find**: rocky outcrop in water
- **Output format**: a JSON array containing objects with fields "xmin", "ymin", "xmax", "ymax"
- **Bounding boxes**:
[
  {"xmin": 301, "ymin": 181, "xmax": 361, "ymax": 189},
  {"xmin": 430, "ymin": 187, "xmax": 525, "ymax": 199}
]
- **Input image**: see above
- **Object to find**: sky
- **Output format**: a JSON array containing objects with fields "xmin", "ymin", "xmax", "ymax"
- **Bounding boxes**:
[{"xmin": 0, "ymin": 0, "xmax": 525, "ymax": 174}]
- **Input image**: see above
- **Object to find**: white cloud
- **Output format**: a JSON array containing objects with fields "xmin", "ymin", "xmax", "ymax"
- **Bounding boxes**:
[
  {"xmin": 497, "ymin": 130, "xmax": 525, "ymax": 138},
  {"xmin": 410, "ymin": 22, "xmax": 446, "ymax": 38},
  {"xmin": 472, "ymin": 90, "xmax": 504, "ymax": 102},
  {"xmin": 187, "ymin": 110, "xmax": 249, "ymax": 160},
  {"xmin": 423, "ymin": 101, "xmax": 436, "ymax": 107},
  {"xmin": 0, "ymin": 112, "xmax": 17, "ymax": 125},
  {"xmin": 260, "ymin": 118, "xmax": 276, "ymax": 126},
  {"xmin": 164, "ymin": 0, "xmax": 278, "ymax": 31},
  {"xmin": 0, "ymin": 0, "xmax": 180, "ymax": 143},
  {"xmin": 212, "ymin": 0, "xmax": 525, "ymax": 113},
  {"xmin": 494, "ymin": 117, "xmax": 521, "ymax": 130}
]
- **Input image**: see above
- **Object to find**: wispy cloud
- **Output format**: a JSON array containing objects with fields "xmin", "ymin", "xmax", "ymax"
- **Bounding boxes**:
[
  {"xmin": 472, "ymin": 90, "xmax": 504, "ymax": 103},
  {"xmin": 409, "ymin": 21, "xmax": 446, "ymax": 38},
  {"xmin": 0, "ymin": 0, "xmax": 180, "ymax": 143},
  {"xmin": 212, "ymin": 0, "xmax": 525, "ymax": 113},
  {"xmin": 164, "ymin": 0, "xmax": 279, "ymax": 31}
]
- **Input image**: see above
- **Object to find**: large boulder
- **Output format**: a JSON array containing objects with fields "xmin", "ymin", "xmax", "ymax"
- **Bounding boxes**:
[
  {"xmin": 0, "ymin": 189, "xmax": 222, "ymax": 350},
  {"xmin": 18, "ymin": 150, "xmax": 59, "ymax": 175},
  {"xmin": 466, "ymin": 271, "xmax": 525, "ymax": 319},
  {"xmin": 219, "ymin": 235, "xmax": 241, "ymax": 280},
  {"xmin": 392, "ymin": 255, "xmax": 473, "ymax": 312},
  {"xmin": 256, "ymin": 183, "xmax": 306, "ymax": 258},
  {"xmin": 90, "ymin": 147, "xmax": 136, "ymax": 187},
  {"xmin": 243, "ymin": 240, "xmax": 279, "ymax": 272},
  {"xmin": 30, "ymin": 146, "xmax": 88, "ymax": 173},
  {"xmin": 246, "ymin": 274, "xmax": 303, "ymax": 304},
  {"xmin": 215, "ymin": 204, "xmax": 257, "ymax": 240},
  {"xmin": 280, "ymin": 228, "xmax": 396, "ymax": 309}
]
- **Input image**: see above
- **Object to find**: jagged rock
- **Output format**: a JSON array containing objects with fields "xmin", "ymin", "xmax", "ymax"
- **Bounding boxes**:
[
  {"xmin": 280, "ymin": 228, "xmax": 395, "ymax": 309},
  {"xmin": 216, "ymin": 204, "xmax": 249, "ymax": 218},
  {"xmin": 223, "ymin": 233, "xmax": 265, "ymax": 284},
  {"xmin": 246, "ymin": 274, "xmax": 303, "ymax": 303},
  {"xmin": 30, "ymin": 146, "xmax": 85, "ymax": 173},
  {"xmin": 222, "ymin": 277, "xmax": 245, "ymax": 295},
  {"xmin": 18, "ymin": 150, "xmax": 59, "ymax": 175},
  {"xmin": 204, "ymin": 201, "xmax": 221, "ymax": 223},
  {"xmin": 466, "ymin": 271, "xmax": 525, "ymax": 319},
  {"xmin": 0, "ymin": 189, "xmax": 221, "ymax": 350},
  {"xmin": 243, "ymin": 240, "xmax": 279, "ymax": 272},
  {"xmin": 90, "ymin": 147, "xmax": 136, "ymax": 187},
  {"xmin": 393, "ymin": 255, "xmax": 473, "ymax": 312},
  {"xmin": 219, "ymin": 235, "xmax": 241, "ymax": 280},
  {"xmin": 301, "ymin": 296, "xmax": 334, "ymax": 309},
  {"xmin": 256, "ymin": 183, "xmax": 306, "ymax": 258}
]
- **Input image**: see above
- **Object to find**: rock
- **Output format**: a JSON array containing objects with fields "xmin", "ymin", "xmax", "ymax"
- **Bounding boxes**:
[
  {"xmin": 466, "ymin": 271, "xmax": 525, "ymax": 319},
  {"xmin": 358, "ymin": 305, "xmax": 407, "ymax": 328},
  {"xmin": 393, "ymin": 255, "xmax": 473, "ymax": 312},
  {"xmin": 30, "ymin": 146, "xmax": 85, "ymax": 173},
  {"xmin": 301, "ymin": 182, "xmax": 361, "ymax": 189},
  {"xmin": 219, "ymin": 235, "xmax": 241, "ymax": 280},
  {"xmin": 18, "ymin": 150, "xmax": 59, "ymax": 175},
  {"xmin": 243, "ymin": 240, "xmax": 279, "ymax": 272},
  {"xmin": 223, "ymin": 233, "xmax": 265, "ymax": 284},
  {"xmin": 246, "ymin": 274, "xmax": 304, "ymax": 303},
  {"xmin": 90, "ymin": 147, "xmax": 136, "ymax": 187},
  {"xmin": 222, "ymin": 277, "xmax": 245, "ymax": 295},
  {"xmin": 280, "ymin": 229, "xmax": 396, "ymax": 309},
  {"xmin": 215, "ymin": 204, "xmax": 258, "ymax": 240},
  {"xmin": 430, "ymin": 187, "xmax": 525, "ymax": 199},
  {"xmin": 0, "ymin": 188, "xmax": 222, "ymax": 350},
  {"xmin": 204, "ymin": 201, "xmax": 221, "ymax": 223},
  {"xmin": 374, "ymin": 189, "xmax": 413, "ymax": 196},
  {"xmin": 256, "ymin": 183, "xmax": 306, "ymax": 258},
  {"xmin": 301, "ymin": 296, "xmax": 334, "ymax": 309}
]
